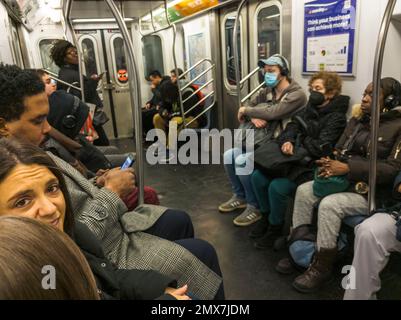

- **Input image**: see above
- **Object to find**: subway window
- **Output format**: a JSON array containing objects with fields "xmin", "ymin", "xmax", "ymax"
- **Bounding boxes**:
[
  {"xmin": 113, "ymin": 36, "xmax": 128, "ymax": 84},
  {"xmin": 39, "ymin": 39, "xmax": 60, "ymax": 74},
  {"xmin": 224, "ymin": 16, "xmax": 241, "ymax": 86},
  {"xmin": 81, "ymin": 38, "xmax": 98, "ymax": 77},
  {"xmin": 142, "ymin": 35, "xmax": 164, "ymax": 78},
  {"xmin": 257, "ymin": 5, "xmax": 281, "ymax": 60}
]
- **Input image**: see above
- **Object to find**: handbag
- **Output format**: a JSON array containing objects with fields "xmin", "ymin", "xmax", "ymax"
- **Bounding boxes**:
[
  {"xmin": 76, "ymin": 135, "xmax": 112, "ymax": 172},
  {"xmin": 253, "ymin": 140, "xmax": 309, "ymax": 178},
  {"xmin": 92, "ymin": 105, "xmax": 110, "ymax": 126},
  {"xmin": 234, "ymin": 119, "xmax": 274, "ymax": 149},
  {"xmin": 312, "ymin": 168, "xmax": 350, "ymax": 198}
]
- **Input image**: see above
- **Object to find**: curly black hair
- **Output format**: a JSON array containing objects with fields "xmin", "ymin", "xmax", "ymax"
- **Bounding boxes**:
[
  {"xmin": 0, "ymin": 64, "xmax": 45, "ymax": 122},
  {"xmin": 50, "ymin": 39, "xmax": 74, "ymax": 68}
]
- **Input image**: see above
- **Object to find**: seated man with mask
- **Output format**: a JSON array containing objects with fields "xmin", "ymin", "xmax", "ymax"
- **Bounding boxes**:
[{"xmin": 219, "ymin": 54, "xmax": 307, "ymax": 228}]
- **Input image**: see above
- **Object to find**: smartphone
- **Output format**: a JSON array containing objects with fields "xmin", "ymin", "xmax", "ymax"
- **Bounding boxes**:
[{"xmin": 121, "ymin": 153, "xmax": 135, "ymax": 170}]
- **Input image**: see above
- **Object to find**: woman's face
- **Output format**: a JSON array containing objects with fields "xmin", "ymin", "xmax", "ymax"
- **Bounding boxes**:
[
  {"xmin": 64, "ymin": 47, "xmax": 79, "ymax": 65},
  {"xmin": 0, "ymin": 164, "xmax": 66, "ymax": 231}
]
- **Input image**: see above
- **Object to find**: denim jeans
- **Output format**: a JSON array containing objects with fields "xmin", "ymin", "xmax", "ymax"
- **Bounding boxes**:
[{"xmin": 223, "ymin": 148, "xmax": 258, "ymax": 208}]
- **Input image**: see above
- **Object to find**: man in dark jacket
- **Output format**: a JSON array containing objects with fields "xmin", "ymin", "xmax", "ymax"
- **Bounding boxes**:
[
  {"xmin": 288, "ymin": 78, "xmax": 401, "ymax": 293},
  {"xmin": 142, "ymin": 71, "xmax": 171, "ymax": 138}
]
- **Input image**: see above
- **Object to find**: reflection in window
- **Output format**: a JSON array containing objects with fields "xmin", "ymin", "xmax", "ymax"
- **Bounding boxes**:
[
  {"xmin": 39, "ymin": 39, "xmax": 60, "ymax": 74},
  {"xmin": 225, "ymin": 17, "xmax": 241, "ymax": 86},
  {"xmin": 113, "ymin": 37, "xmax": 128, "ymax": 84},
  {"xmin": 82, "ymin": 38, "xmax": 98, "ymax": 77},
  {"xmin": 257, "ymin": 5, "xmax": 281, "ymax": 60},
  {"xmin": 142, "ymin": 35, "xmax": 164, "ymax": 78}
]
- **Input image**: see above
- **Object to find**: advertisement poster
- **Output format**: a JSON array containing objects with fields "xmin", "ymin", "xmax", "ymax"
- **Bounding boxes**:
[
  {"xmin": 303, "ymin": 0, "xmax": 358, "ymax": 75},
  {"xmin": 187, "ymin": 33, "xmax": 207, "ymax": 85}
]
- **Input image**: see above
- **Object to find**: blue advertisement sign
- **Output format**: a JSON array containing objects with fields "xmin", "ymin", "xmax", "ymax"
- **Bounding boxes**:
[{"xmin": 303, "ymin": 0, "xmax": 358, "ymax": 75}]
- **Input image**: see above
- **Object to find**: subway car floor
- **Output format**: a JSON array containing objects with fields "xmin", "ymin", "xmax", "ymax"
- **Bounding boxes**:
[{"xmin": 112, "ymin": 138, "xmax": 401, "ymax": 300}]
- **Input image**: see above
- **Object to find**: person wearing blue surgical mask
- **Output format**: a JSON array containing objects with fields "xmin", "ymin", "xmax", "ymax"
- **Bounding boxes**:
[{"xmin": 220, "ymin": 54, "xmax": 307, "ymax": 229}]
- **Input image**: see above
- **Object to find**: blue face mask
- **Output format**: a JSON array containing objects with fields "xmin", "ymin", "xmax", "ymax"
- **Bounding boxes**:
[{"xmin": 264, "ymin": 72, "xmax": 280, "ymax": 88}]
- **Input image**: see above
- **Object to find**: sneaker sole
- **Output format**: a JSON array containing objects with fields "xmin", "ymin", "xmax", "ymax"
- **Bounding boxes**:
[
  {"xmin": 233, "ymin": 215, "xmax": 262, "ymax": 227},
  {"xmin": 218, "ymin": 203, "xmax": 247, "ymax": 213}
]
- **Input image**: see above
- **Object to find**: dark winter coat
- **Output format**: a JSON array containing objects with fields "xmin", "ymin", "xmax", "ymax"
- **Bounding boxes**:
[{"xmin": 276, "ymin": 94, "xmax": 350, "ymax": 183}]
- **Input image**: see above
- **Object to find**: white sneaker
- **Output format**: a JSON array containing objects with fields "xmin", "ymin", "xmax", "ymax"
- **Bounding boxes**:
[{"xmin": 233, "ymin": 207, "xmax": 262, "ymax": 227}]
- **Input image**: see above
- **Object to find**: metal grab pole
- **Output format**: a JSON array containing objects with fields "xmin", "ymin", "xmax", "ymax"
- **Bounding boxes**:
[
  {"xmin": 369, "ymin": 0, "xmax": 397, "ymax": 214},
  {"xmin": 64, "ymin": 0, "xmax": 85, "ymax": 103},
  {"xmin": 233, "ymin": 0, "xmax": 248, "ymax": 108},
  {"xmin": 104, "ymin": 0, "xmax": 144, "ymax": 205}
]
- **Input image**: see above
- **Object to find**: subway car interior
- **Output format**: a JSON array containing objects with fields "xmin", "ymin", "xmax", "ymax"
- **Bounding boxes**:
[{"xmin": 2, "ymin": 0, "xmax": 401, "ymax": 301}]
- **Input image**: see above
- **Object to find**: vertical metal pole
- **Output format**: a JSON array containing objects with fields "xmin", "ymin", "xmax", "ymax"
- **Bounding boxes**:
[
  {"xmin": 233, "ymin": 0, "xmax": 247, "ymax": 108},
  {"xmin": 64, "ymin": 0, "xmax": 86, "ymax": 103},
  {"xmin": 369, "ymin": 0, "xmax": 397, "ymax": 214},
  {"xmin": 105, "ymin": 0, "xmax": 144, "ymax": 205}
]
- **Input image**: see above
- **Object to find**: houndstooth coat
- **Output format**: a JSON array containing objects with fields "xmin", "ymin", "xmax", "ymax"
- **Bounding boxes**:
[{"xmin": 48, "ymin": 153, "xmax": 222, "ymax": 300}]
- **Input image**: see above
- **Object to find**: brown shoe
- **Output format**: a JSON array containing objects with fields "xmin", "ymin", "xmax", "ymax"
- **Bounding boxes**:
[
  {"xmin": 292, "ymin": 247, "xmax": 337, "ymax": 293},
  {"xmin": 276, "ymin": 257, "xmax": 296, "ymax": 275}
]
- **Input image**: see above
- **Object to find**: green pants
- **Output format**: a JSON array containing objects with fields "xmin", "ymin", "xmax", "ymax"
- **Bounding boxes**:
[{"xmin": 251, "ymin": 170, "xmax": 297, "ymax": 226}]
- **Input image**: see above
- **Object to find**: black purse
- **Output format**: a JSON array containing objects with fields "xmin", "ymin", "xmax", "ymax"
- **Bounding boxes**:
[
  {"xmin": 253, "ymin": 139, "xmax": 309, "ymax": 178},
  {"xmin": 76, "ymin": 135, "xmax": 112, "ymax": 172},
  {"xmin": 92, "ymin": 107, "xmax": 110, "ymax": 126}
]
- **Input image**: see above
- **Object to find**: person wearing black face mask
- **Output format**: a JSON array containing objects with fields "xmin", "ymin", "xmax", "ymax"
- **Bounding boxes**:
[{"xmin": 250, "ymin": 71, "xmax": 349, "ymax": 250}]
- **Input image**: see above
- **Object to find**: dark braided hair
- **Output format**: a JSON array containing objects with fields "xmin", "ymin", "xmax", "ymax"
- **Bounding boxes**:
[
  {"xmin": 0, "ymin": 64, "xmax": 45, "ymax": 122},
  {"xmin": 50, "ymin": 40, "xmax": 74, "ymax": 68}
]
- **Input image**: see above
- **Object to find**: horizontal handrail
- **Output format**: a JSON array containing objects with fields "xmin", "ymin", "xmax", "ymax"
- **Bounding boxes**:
[
  {"xmin": 184, "ymin": 91, "xmax": 214, "ymax": 116},
  {"xmin": 240, "ymin": 67, "xmax": 260, "ymax": 85},
  {"xmin": 185, "ymin": 101, "xmax": 216, "ymax": 127},
  {"xmin": 182, "ymin": 78, "xmax": 214, "ymax": 104},
  {"xmin": 240, "ymin": 82, "xmax": 265, "ymax": 104},
  {"xmin": 181, "ymin": 65, "xmax": 215, "ymax": 91},
  {"xmin": 42, "ymin": 69, "xmax": 82, "ymax": 92}
]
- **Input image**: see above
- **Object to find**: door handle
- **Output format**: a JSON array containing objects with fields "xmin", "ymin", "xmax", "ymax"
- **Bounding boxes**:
[{"xmin": 103, "ymin": 82, "xmax": 116, "ymax": 90}]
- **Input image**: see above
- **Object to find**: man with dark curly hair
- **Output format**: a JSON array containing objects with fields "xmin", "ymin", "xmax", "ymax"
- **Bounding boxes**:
[{"xmin": 50, "ymin": 39, "xmax": 110, "ymax": 146}]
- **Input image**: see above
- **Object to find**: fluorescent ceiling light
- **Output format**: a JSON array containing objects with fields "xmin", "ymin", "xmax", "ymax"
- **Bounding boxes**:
[{"xmin": 72, "ymin": 18, "xmax": 134, "ymax": 23}]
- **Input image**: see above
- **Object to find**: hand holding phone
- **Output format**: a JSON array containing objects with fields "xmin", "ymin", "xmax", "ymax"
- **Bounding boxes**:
[{"xmin": 121, "ymin": 153, "xmax": 135, "ymax": 170}]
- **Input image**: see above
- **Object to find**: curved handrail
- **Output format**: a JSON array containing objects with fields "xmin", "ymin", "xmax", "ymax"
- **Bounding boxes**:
[
  {"xmin": 233, "ymin": 0, "xmax": 248, "ymax": 108},
  {"xmin": 139, "ymin": 0, "xmax": 172, "ymax": 37},
  {"xmin": 104, "ymin": 0, "xmax": 145, "ymax": 205},
  {"xmin": 369, "ymin": 0, "xmax": 398, "ymax": 214},
  {"xmin": 42, "ymin": 69, "xmax": 82, "ymax": 92}
]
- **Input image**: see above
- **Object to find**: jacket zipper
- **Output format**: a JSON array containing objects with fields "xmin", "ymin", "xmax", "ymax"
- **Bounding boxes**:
[{"xmin": 394, "ymin": 140, "xmax": 401, "ymax": 159}]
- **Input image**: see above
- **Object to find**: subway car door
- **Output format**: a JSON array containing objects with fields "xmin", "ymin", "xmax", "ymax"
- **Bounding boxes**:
[
  {"xmin": 77, "ymin": 29, "xmax": 133, "ymax": 140},
  {"xmin": 219, "ymin": 6, "xmax": 248, "ymax": 130}
]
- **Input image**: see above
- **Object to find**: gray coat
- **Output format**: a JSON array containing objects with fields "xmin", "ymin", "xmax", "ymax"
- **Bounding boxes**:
[{"xmin": 49, "ymin": 153, "xmax": 222, "ymax": 300}]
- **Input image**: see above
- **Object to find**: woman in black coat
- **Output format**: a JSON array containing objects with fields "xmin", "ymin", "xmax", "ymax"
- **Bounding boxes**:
[
  {"xmin": 250, "ymin": 71, "xmax": 349, "ymax": 248},
  {"xmin": 50, "ymin": 40, "xmax": 110, "ymax": 146}
]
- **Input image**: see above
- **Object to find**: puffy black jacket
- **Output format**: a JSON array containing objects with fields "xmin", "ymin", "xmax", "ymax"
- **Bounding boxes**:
[
  {"xmin": 147, "ymin": 76, "xmax": 171, "ymax": 108},
  {"xmin": 58, "ymin": 64, "xmax": 103, "ymax": 108},
  {"xmin": 276, "ymin": 94, "xmax": 349, "ymax": 183},
  {"xmin": 73, "ymin": 221, "xmax": 177, "ymax": 300},
  {"xmin": 278, "ymin": 95, "xmax": 350, "ymax": 158}
]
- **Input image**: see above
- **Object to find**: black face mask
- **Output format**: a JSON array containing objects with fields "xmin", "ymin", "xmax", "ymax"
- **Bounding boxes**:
[{"xmin": 309, "ymin": 91, "xmax": 326, "ymax": 107}]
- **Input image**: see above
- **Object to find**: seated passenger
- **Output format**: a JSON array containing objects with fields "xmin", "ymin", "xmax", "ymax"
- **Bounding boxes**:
[
  {"xmin": 282, "ymin": 78, "xmax": 401, "ymax": 293},
  {"xmin": 170, "ymin": 68, "xmax": 185, "ymax": 85},
  {"xmin": 50, "ymin": 40, "xmax": 110, "ymax": 146},
  {"xmin": 35, "ymin": 70, "xmax": 160, "ymax": 210},
  {"xmin": 142, "ymin": 70, "xmax": 170, "ymax": 139},
  {"xmin": 0, "ymin": 139, "xmax": 190, "ymax": 300},
  {"xmin": 152, "ymin": 79, "xmax": 207, "ymax": 162},
  {"xmin": 0, "ymin": 216, "xmax": 99, "ymax": 300},
  {"xmin": 250, "ymin": 71, "xmax": 349, "ymax": 249},
  {"xmin": 0, "ymin": 64, "xmax": 224, "ymax": 300},
  {"xmin": 218, "ymin": 54, "xmax": 307, "ymax": 227},
  {"xmin": 344, "ymin": 171, "xmax": 401, "ymax": 300}
]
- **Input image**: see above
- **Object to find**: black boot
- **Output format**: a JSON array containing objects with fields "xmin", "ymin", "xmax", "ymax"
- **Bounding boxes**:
[
  {"xmin": 248, "ymin": 215, "xmax": 269, "ymax": 239},
  {"xmin": 254, "ymin": 224, "xmax": 283, "ymax": 250}
]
